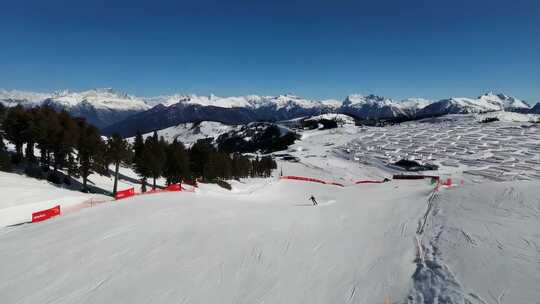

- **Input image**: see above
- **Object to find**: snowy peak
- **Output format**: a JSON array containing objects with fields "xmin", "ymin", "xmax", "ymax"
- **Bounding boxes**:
[
  {"xmin": 340, "ymin": 94, "xmax": 409, "ymax": 118},
  {"xmin": 0, "ymin": 89, "xmax": 51, "ymax": 106},
  {"xmin": 418, "ymin": 92, "xmax": 531, "ymax": 117},
  {"xmin": 47, "ymin": 88, "xmax": 150, "ymax": 111},
  {"xmin": 148, "ymin": 93, "xmax": 324, "ymax": 110},
  {"xmin": 0, "ymin": 88, "xmax": 150, "ymax": 111},
  {"xmin": 262, "ymin": 94, "xmax": 321, "ymax": 109},
  {"xmin": 343, "ymin": 94, "xmax": 395, "ymax": 107},
  {"xmin": 477, "ymin": 92, "xmax": 530, "ymax": 109},
  {"xmin": 0, "ymin": 88, "xmax": 151, "ymax": 128},
  {"xmin": 397, "ymin": 98, "xmax": 432, "ymax": 110}
]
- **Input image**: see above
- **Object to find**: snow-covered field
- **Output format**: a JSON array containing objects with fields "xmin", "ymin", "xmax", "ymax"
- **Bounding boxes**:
[
  {"xmin": 341, "ymin": 114, "xmax": 540, "ymax": 181},
  {"xmin": 1, "ymin": 113, "xmax": 539, "ymax": 303}
]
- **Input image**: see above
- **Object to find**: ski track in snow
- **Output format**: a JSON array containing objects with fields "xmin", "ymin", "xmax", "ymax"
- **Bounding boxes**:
[{"xmin": 407, "ymin": 182, "xmax": 540, "ymax": 304}]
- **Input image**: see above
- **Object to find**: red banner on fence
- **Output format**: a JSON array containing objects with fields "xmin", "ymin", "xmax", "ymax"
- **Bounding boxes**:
[
  {"xmin": 115, "ymin": 187, "xmax": 135, "ymax": 200},
  {"xmin": 165, "ymin": 183, "xmax": 181, "ymax": 191},
  {"xmin": 32, "ymin": 205, "xmax": 61, "ymax": 223},
  {"xmin": 280, "ymin": 176, "xmax": 344, "ymax": 187},
  {"xmin": 440, "ymin": 178, "xmax": 452, "ymax": 187}
]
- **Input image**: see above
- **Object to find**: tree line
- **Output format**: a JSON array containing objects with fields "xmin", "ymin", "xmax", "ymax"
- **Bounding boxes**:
[
  {"xmin": 0, "ymin": 104, "xmax": 277, "ymax": 195},
  {"xmin": 132, "ymin": 133, "xmax": 277, "ymax": 191}
]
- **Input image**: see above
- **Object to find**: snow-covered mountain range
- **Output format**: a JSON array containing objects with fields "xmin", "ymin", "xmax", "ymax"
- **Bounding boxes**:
[
  {"xmin": 417, "ymin": 92, "xmax": 531, "ymax": 117},
  {"xmin": 0, "ymin": 88, "xmax": 150, "ymax": 128},
  {"xmin": 1, "ymin": 88, "xmax": 537, "ymax": 135}
]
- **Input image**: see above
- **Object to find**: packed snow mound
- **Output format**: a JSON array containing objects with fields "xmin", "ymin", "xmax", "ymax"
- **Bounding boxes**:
[{"xmin": 128, "ymin": 121, "xmax": 237, "ymax": 146}]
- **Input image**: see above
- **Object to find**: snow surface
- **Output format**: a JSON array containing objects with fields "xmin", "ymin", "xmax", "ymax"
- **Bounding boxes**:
[
  {"xmin": 1, "ymin": 114, "xmax": 540, "ymax": 303},
  {"xmin": 410, "ymin": 180, "xmax": 540, "ymax": 303},
  {"xmin": 0, "ymin": 175, "xmax": 435, "ymax": 304},
  {"xmin": 0, "ymin": 171, "xmax": 109, "ymax": 227}
]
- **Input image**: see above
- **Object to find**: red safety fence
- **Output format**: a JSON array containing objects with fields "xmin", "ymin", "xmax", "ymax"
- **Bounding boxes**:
[
  {"xmin": 281, "ymin": 176, "xmax": 326, "ymax": 184},
  {"xmin": 439, "ymin": 178, "xmax": 452, "ymax": 187},
  {"xmin": 165, "ymin": 183, "xmax": 181, "ymax": 191},
  {"xmin": 115, "ymin": 187, "xmax": 135, "ymax": 200},
  {"xmin": 145, "ymin": 188, "xmax": 163, "ymax": 194},
  {"xmin": 280, "ymin": 176, "xmax": 344, "ymax": 187},
  {"xmin": 32, "ymin": 205, "xmax": 61, "ymax": 223}
]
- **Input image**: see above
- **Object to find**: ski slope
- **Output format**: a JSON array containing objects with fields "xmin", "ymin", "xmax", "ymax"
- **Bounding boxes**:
[
  {"xmin": 0, "ymin": 175, "xmax": 435, "ymax": 304},
  {"xmin": 411, "ymin": 181, "xmax": 540, "ymax": 303},
  {"xmin": 1, "ymin": 115, "xmax": 539, "ymax": 303},
  {"xmin": 0, "ymin": 171, "xmax": 109, "ymax": 227}
]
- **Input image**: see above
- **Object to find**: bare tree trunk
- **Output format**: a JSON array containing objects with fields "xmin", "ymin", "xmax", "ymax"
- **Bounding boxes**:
[
  {"xmin": 141, "ymin": 178, "xmax": 147, "ymax": 193},
  {"xmin": 113, "ymin": 161, "xmax": 120, "ymax": 196},
  {"xmin": 82, "ymin": 175, "xmax": 88, "ymax": 193}
]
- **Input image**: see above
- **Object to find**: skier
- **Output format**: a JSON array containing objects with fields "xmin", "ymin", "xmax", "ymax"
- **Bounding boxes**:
[{"xmin": 309, "ymin": 195, "xmax": 318, "ymax": 206}]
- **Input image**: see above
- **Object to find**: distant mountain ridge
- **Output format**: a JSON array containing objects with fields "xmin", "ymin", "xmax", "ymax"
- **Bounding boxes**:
[
  {"xmin": 0, "ymin": 88, "xmax": 150, "ymax": 128},
  {"xmin": 1, "ymin": 88, "xmax": 537, "ymax": 136}
]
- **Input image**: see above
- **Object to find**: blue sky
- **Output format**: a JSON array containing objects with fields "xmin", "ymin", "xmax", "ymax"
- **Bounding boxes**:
[{"xmin": 1, "ymin": 0, "xmax": 539, "ymax": 102}]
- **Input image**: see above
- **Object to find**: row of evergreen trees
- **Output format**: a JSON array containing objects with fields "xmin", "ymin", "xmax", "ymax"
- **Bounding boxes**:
[
  {"xmin": 132, "ymin": 133, "xmax": 277, "ymax": 191},
  {"xmin": 0, "ymin": 104, "xmax": 277, "ymax": 195},
  {"xmin": 0, "ymin": 104, "xmax": 130, "ymax": 195}
]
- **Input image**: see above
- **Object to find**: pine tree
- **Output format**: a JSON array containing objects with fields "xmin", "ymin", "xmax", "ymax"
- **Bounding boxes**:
[
  {"xmin": 145, "ymin": 132, "xmax": 166, "ymax": 190},
  {"xmin": 0, "ymin": 132, "xmax": 11, "ymax": 171},
  {"xmin": 34, "ymin": 106, "xmax": 60, "ymax": 168},
  {"xmin": 189, "ymin": 138, "xmax": 215, "ymax": 179},
  {"xmin": 52, "ymin": 111, "xmax": 78, "ymax": 174},
  {"xmin": 76, "ymin": 119, "xmax": 103, "ymax": 192},
  {"xmin": 163, "ymin": 139, "xmax": 190, "ymax": 185},
  {"xmin": 107, "ymin": 133, "xmax": 130, "ymax": 196},
  {"xmin": 3, "ymin": 105, "xmax": 28, "ymax": 162},
  {"xmin": 132, "ymin": 131, "xmax": 151, "ymax": 192}
]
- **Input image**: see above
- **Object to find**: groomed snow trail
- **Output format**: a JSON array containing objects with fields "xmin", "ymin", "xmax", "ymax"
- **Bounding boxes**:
[{"xmin": 0, "ymin": 179, "xmax": 433, "ymax": 304}]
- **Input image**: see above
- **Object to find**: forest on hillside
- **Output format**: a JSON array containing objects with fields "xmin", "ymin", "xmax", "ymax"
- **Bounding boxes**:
[{"xmin": 0, "ymin": 104, "xmax": 277, "ymax": 195}]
